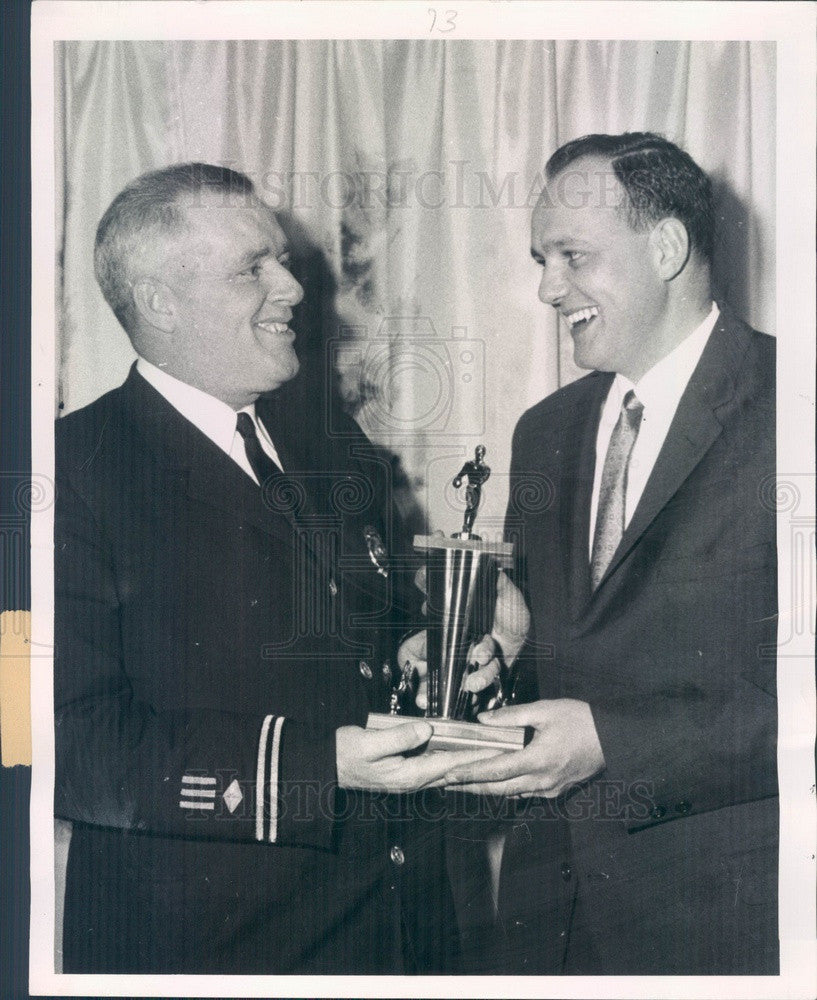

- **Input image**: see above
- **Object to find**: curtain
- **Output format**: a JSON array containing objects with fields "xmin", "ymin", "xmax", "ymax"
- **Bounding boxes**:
[{"xmin": 56, "ymin": 40, "xmax": 775, "ymax": 531}]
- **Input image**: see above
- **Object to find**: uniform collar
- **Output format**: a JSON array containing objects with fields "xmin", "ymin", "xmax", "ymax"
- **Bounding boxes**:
[{"xmin": 136, "ymin": 357, "xmax": 255, "ymax": 455}]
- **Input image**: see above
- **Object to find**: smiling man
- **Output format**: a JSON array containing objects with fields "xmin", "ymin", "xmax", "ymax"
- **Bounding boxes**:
[
  {"xmin": 446, "ymin": 134, "xmax": 778, "ymax": 975},
  {"xmin": 54, "ymin": 163, "xmax": 486, "ymax": 973}
]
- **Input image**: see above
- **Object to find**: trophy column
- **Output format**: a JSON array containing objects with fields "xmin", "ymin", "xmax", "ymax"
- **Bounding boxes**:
[
  {"xmin": 366, "ymin": 446, "xmax": 530, "ymax": 753},
  {"xmin": 419, "ymin": 534, "xmax": 512, "ymax": 720}
]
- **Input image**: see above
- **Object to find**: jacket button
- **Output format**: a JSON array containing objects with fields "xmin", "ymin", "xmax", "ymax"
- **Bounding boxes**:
[
  {"xmin": 390, "ymin": 845, "xmax": 405, "ymax": 866},
  {"xmin": 651, "ymin": 805, "xmax": 667, "ymax": 820},
  {"xmin": 359, "ymin": 660, "xmax": 373, "ymax": 680},
  {"xmin": 328, "ymin": 577, "xmax": 338, "ymax": 597},
  {"xmin": 560, "ymin": 862, "xmax": 573, "ymax": 881},
  {"xmin": 675, "ymin": 801, "xmax": 691, "ymax": 815}
]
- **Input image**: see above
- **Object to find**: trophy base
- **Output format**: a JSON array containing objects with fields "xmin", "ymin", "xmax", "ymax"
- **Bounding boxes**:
[{"xmin": 366, "ymin": 712, "xmax": 531, "ymax": 753}]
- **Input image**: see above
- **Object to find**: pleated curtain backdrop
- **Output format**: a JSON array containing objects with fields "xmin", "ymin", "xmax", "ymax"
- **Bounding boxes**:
[{"xmin": 56, "ymin": 40, "xmax": 775, "ymax": 531}]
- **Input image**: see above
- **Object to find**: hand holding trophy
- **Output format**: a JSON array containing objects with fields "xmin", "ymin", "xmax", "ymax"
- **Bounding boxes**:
[{"xmin": 367, "ymin": 447, "xmax": 531, "ymax": 752}]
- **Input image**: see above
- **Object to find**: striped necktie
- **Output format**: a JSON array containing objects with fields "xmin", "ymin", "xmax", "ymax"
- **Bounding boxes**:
[{"xmin": 590, "ymin": 389, "xmax": 644, "ymax": 589}]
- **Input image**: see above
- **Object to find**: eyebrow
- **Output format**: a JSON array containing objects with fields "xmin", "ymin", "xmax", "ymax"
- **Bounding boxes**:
[
  {"xmin": 530, "ymin": 238, "xmax": 593, "ymax": 262},
  {"xmin": 234, "ymin": 244, "xmax": 290, "ymax": 269}
]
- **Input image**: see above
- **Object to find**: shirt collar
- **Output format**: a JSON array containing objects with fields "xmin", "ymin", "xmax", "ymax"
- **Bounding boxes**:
[
  {"xmin": 136, "ymin": 357, "xmax": 252, "ymax": 453},
  {"xmin": 610, "ymin": 303, "xmax": 719, "ymax": 416}
]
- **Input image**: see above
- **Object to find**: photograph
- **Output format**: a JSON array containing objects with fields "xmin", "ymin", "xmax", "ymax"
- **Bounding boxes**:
[{"xmin": 19, "ymin": 2, "xmax": 816, "ymax": 997}]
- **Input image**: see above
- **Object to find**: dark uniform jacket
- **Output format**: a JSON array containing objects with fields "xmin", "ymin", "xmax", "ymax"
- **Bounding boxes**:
[
  {"xmin": 498, "ymin": 307, "xmax": 778, "ymax": 974},
  {"xmin": 55, "ymin": 367, "xmax": 453, "ymax": 974}
]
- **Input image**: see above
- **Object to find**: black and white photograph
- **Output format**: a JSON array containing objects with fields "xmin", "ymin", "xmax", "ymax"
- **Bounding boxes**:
[{"xmin": 25, "ymin": 2, "xmax": 815, "ymax": 996}]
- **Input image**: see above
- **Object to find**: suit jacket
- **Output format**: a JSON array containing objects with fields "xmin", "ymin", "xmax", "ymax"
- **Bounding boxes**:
[
  {"xmin": 54, "ymin": 367, "xmax": 453, "ymax": 974},
  {"xmin": 498, "ymin": 308, "xmax": 778, "ymax": 974}
]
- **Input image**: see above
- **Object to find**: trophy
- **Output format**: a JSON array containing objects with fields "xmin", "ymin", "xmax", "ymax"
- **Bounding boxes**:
[{"xmin": 367, "ymin": 446, "xmax": 531, "ymax": 752}]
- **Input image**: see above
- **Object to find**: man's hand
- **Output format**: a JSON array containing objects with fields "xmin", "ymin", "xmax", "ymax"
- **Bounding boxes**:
[
  {"xmin": 490, "ymin": 568, "xmax": 531, "ymax": 667},
  {"xmin": 336, "ymin": 722, "xmax": 500, "ymax": 793},
  {"xmin": 443, "ymin": 699, "xmax": 605, "ymax": 798},
  {"xmin": 395, "ymin": 629, "xmax": 429, "ymax": 709},
  {"xmin": 461, "ymin": 569, "xmax": 532, "ymax": 698},
  {"xmin": 397, "ymin": 630, "xmax": 499, "ymax": 711}
]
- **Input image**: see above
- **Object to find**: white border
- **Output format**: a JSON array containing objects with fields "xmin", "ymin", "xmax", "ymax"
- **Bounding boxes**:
[
  {"xmin": 29, "ymin": 2, "xmax": 817, "ymax": 998},
  {"xmin": 26, "ymin": 0, "xmax": 811, "ymax": 41}
]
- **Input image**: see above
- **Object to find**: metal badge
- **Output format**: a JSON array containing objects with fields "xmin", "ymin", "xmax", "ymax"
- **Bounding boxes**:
[{"xmin": 363, "ymin": 525, "xmax": 389, "ymax": 577}]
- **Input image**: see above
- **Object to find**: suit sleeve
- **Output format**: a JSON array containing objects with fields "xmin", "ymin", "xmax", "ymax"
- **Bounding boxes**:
[
  {"xmin": 588, "ymin": 642, "xmax": 778, "ymax": 830},
  {"xmin": 585, "ymin": 542, "xmax": 779, "ymax": 829},
  {"xmin": 54, "ymin": 474, "xmax": 338, "ymax": 850}
]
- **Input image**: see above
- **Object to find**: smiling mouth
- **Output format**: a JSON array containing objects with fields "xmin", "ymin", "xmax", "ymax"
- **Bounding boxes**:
[
  {"xmin": 254, "ymin": 320, "xmax": 293, "ymax": 336},
  {"xmin": 564, "ymin": 306, "xmax": 599, "ymax": 333}
]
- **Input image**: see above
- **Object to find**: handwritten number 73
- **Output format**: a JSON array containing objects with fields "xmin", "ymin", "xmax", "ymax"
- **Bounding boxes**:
[{"xmin": 428, "ymin": 8, "xmax": 458, "ymax": 32}]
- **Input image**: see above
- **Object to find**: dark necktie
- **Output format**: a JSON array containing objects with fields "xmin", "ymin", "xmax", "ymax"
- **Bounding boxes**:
[
  {"xmin": 235, "ymin": 411, "xmax": 284, "ymax": 486},
  {"xmin": 590, "ymin": 389, "xmax": 644, "ymax": 589}
]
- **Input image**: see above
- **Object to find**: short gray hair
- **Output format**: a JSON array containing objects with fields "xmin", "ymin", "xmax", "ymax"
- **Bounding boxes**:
[{"xmin": 94, "ymin": 162, "xmax": 256, "ymax": 335}]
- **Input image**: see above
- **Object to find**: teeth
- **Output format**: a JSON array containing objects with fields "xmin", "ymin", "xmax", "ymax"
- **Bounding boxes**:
[
  {"xmin": 255, "ymin": 321, "xmax": 290, "ymax": 334},
  {"xmin": 565, "ymin": 306, "xmax": 599, "ymax": 327}
]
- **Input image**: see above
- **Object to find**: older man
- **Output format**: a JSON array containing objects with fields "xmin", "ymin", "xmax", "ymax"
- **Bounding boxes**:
[
  {"xmin": 54, "ymin": 162, "xmax": 486, "ymax": 973},
  {"xmin": 446, "ymin": 133, "xmax": 778, "ymax": 974}
]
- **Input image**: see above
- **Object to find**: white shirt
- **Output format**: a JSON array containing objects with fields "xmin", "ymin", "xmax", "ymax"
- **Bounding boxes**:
[
  {"xmin": 136, "ymin": 358, "xmax": 285, "ymax": 482},
  {"xmin": 588, "ymin": 303, "xmax": 719, "ymax": 556}
]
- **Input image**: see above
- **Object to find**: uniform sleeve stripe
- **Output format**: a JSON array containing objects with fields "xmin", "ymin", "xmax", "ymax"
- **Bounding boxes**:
[
  {"xmin": 256, "ymin": 715, "xmax": 274, "ymax": 841},
  {"xmin": 180, "ymin": 800, "xmax": 215, "ymax": 810},
  {"xmin": 180, "ymin": 788, "xmax": 216, "ymax": 798},
  {"xmin": 267, "ymin": 716, "xmax": 285, "ymax": 843},
  {"xmin": 261, "ymin": 717, "xmax": 277, "ymax": 837},
  {"xmin": 182, "ymin": 776, "xmax": 217, "ymax": 786}
]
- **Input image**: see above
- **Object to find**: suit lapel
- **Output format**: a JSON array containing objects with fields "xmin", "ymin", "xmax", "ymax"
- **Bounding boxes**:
[
  {"xmin": 256, "ymin": 393, "xmax": 331, "ymax": 522},
  {"xmin": 257, "ymin": 394, "xmax": 399, "ymax": 605},
  {"xmin": 589, "ymin": 308, "xmax": 750, "ymax": 595},
  {"xmin": 557, "ymin": 375, "xmax": 613, "ymax": 620},
  {"xmin": 119, "ymin": 369, "xmax": 297, "ymax": 548}
]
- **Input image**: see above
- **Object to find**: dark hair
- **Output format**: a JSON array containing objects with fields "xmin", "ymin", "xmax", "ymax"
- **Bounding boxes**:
[
  {"xmin": 94, "ymin": 162, "xmax": 256, "ymax": 334},
  {"xmin": 545, "ymin": 132, "xmax": 714, "ymax": 262}
]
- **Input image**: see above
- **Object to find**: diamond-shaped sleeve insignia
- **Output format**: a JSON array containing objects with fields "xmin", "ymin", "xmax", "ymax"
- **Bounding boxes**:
[{"xmin": 223, "ymin": 779, "xmax": 243, "ymax": 814}]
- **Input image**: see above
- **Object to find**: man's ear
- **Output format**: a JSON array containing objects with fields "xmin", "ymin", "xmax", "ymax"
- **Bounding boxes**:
[
  {"xmin": 131, "ymin": 278, "xmax": 177, "ymax": 333},
  {"xmin": 650, "ymin": 218, "xmax": 690, "ymax": 281}
]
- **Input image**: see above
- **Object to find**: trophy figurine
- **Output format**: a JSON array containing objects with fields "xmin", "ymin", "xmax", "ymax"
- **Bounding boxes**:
[{"xmin": 368, "ymin": 447, "xmax": 530, "ymax": 752}]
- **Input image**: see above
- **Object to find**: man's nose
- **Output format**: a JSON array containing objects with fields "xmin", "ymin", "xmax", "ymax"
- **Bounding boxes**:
[
  {"xmin": 538, "ymin": 266, "xmax": 567, "ymax": 307},
  {"xmin": 265, "ymin": 263, "xmax": 304, "ymax": 307}
]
